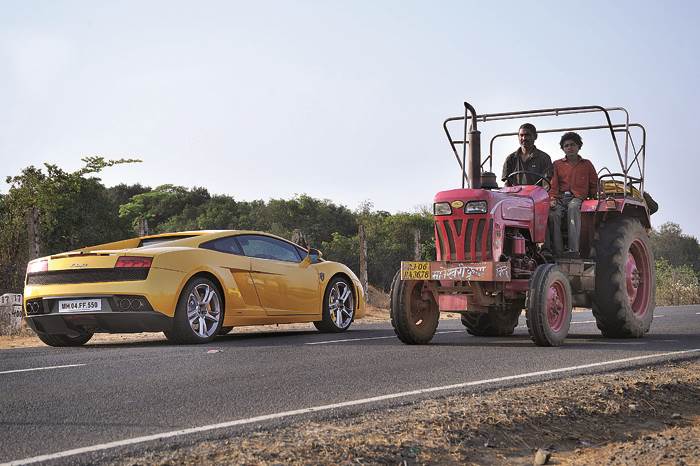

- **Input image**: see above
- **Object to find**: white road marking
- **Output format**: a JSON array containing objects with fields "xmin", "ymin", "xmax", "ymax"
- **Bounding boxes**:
[
  {"xmin": 306, "ymin": 335, "xmax": 394, "ymax": 345},
  {"xmin": 516, "ymin": 320, "xmax": 595, "ymax": 329},
  {"xmin": 306, "ymin": 330, "xmax": 463, "ymax": 345},
  {"xmin": 0, "ymin": 364, "xmax": 86, "ymax": 375},
  {"xmin": 517, "ymin": 316, "xmax": 667, "ymax": 330},
  {"xmin": 5, "ymin": 348, "xmax": 700, "ymax": 466}
]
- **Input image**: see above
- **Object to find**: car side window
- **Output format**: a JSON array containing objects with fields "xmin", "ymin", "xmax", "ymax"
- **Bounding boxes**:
[
  {"xmin": 236, "ymin": 235, "xmax": 302, "ymax": 263},
  {"xmin": 200, "ymin": 236, "xmax": 244, "ymax": 255},
  {"xmin": 295, "ymin": 246, "xmax": 308, "ymax": 260}
]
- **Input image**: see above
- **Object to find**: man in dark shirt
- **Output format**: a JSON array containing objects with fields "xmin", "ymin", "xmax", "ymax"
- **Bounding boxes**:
[
  {"xmin": 546, "ymin": 132, "xmax": 598, "ymax": 257},
  {"xmin": 501, "ymin": 123, "xmax": 553, "ymax": 187}
]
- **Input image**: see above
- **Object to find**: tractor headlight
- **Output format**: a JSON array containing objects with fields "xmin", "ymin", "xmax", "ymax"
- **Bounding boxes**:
[
  {"xmin": 464, "ymin": 200, "xmax": 488, "ymax": 214},
  {"xmin": 433, "ymin": 202, "xmax": 452, "ymax": 216}
]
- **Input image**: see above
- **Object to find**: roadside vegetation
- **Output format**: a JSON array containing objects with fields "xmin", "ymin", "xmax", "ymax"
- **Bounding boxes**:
[
  {"xmin": 650, "ymin": 223, "xmax": 700, "ymax": 305},
  {"xmin": 1, "ymin": 160, "xmax": 699, "ymax": 304}
]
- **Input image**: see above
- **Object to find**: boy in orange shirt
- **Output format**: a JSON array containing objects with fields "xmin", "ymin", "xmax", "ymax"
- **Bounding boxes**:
[{"xmin": 546, "ymin": 132, "xmax": 598, "ymax": 258}]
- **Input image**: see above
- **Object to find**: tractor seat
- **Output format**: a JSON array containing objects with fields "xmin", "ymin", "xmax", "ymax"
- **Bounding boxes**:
[{"xmin": 601, "ymin": 180, "xmax": 642, "ymax": 199}]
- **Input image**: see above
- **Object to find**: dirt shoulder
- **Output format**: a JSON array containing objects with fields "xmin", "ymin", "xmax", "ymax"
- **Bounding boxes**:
[{"xmin": 105, "ymin": 359, "xmax": 700, "ymax": 466}]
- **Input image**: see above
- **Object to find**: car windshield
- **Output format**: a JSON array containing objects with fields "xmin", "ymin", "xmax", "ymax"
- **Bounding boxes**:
[{"xmin": 138, "ymin": 236, "xmax": 196, "ymax": 248}]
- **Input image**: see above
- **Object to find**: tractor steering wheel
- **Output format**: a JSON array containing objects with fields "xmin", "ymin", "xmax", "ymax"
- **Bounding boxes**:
[{"xmin": 505, "ymin": 171, "xmax": 551, "ymax": 190}]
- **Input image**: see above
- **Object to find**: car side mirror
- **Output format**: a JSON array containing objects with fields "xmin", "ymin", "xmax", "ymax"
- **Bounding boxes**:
[{"xmin": 308, "ymin": 247, "xmax": 322, "ymax": 263}]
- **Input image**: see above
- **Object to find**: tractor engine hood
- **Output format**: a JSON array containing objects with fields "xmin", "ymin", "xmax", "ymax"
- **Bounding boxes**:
[{"xmin": 432, "ymin": 186, "xmax": 550, "ymax": 261}]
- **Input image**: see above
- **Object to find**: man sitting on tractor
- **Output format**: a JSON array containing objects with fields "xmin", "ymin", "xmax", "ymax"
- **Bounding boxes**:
[
  {"xmin": 501, "ymin": 123, "xmax": 553, "ymax": 186},
  {"xmin": 546, "ymin": 132, "xmax": 598, "ymax": 258}
]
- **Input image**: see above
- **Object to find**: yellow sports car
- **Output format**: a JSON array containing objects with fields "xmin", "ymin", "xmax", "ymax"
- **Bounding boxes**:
[{"xmin": 23, "ymin": 230, "xmax": 365, "ymax": 346}]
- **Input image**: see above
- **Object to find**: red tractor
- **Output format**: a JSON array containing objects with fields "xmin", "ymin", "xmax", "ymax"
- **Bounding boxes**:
[{"xmin": 390, "ymin": 102, "xmax": 655, "ymax": 346}]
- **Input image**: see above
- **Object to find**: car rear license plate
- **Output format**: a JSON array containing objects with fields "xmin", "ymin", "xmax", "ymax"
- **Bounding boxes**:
[{"xmin": 58, "ymin": 299, "xmax": 102, "ymax": 312}]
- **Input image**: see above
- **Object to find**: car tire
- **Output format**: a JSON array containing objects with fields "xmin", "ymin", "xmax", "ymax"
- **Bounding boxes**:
[
  {"xmin": 36, "ymin": 331, "xmax": 94, "ymax": 347},
  {"xmin": 313, "ymin": 276, "xmax": 355, "ymax": 333},
  {"xmin": 164, "ymin": 277, "xmax": 224, "ymax": 344}
]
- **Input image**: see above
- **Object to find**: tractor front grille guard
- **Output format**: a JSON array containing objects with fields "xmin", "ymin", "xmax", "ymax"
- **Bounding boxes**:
[{"xmin": 435, "ymin": 216, "xmax": 493, "ymax": 262}]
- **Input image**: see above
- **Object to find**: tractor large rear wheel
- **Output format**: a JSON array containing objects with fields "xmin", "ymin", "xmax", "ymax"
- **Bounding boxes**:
[
  {"xmin": 390, "ymin": 271, "xmax": 439, "ymax": 344},
  {"xmin": 592, "ymin": 218, "xmax": 655, "ymax": 337},
  {"xmin": 461, "ymin": 301, "xmax": 523, "ymax": 337}
]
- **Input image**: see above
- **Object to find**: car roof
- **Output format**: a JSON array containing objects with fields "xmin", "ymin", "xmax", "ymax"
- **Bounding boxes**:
[{"xmin": 138, "ymin": 230, "xmax": 306, "ymax": 248}]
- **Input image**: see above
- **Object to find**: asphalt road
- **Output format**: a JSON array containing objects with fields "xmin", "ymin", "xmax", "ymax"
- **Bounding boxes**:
[{"xmin": 1, "ymin": 306, "xmax": 699, "ymax": 465}]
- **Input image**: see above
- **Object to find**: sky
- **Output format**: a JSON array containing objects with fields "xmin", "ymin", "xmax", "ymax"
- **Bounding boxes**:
[{"xmin": 1, "ymin": 1, "xmax": 698, "ymax": 236}]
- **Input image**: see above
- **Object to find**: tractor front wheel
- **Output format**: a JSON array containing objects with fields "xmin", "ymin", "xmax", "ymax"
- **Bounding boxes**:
[
  {"xmin": 390, "ymin": 271, "xmax": 439, "ymax": 344},
  {"xmin": 526, "ymin": 264, "xmax": 572, "ymax": 347}
]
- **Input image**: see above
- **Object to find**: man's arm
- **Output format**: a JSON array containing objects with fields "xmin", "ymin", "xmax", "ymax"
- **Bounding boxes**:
[
  {"xmin": 501, "ymin": 156, "xmax": 512, "ymax": 186},
  {"xmin": 541, "ymin": 152, "xmax": 554, "ymax": 181}
]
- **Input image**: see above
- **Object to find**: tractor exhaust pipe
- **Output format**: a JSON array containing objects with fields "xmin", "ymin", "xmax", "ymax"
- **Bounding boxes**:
[{"xmin": 463, "ymin": 102, "xmax": 481, "ymax": 189}]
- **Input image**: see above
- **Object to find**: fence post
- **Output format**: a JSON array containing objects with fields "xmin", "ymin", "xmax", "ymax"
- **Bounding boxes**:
[
  {"xmin": 413, "ymin": 228, "xmax": 421, "ymax": 260},
  {"xmin": 358, "ymin": 224, "xmax": 369, "ymax": 304},
  {"xmin": 291, "ymin": 229, "xmax": 308, "ymax": 249},
  {"xmin": 27, "ymin": 207, "xmax": 40, "ymax": 260},
  {"xmin": 138, "ymin": 217, "xmax": 149, "ymax": 237},
  {"xmin": 0, "ymin": 293, "xmax": 23, "ymax": 335}
]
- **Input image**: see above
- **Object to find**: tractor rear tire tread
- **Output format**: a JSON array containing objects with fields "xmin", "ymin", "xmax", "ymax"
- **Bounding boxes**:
[
  {"xmin": 592, "ymin": 218, "xmax": 655, "ymax": 338},
  {"xmin": 461, "ymin": 302, "xmax": 523, "ymax": 337}
]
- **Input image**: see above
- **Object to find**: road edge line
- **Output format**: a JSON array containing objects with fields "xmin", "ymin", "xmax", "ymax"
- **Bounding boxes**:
[{"xmin": 0, "ymin": 364, "xmax": 86, "ymax": 375}]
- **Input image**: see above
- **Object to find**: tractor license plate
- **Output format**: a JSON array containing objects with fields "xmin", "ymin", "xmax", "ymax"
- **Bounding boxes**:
[
  {"xmin": 400, "ymin": 261, "xmax": 431, "ymax": 280},
  {"xmin": 400, "ymin": 261, "xmax": 511, "ymax": 281}
]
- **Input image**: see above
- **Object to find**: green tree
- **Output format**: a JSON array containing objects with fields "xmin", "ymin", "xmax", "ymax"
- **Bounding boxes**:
[
  {"xmin": 260, "ymin": 195, "xmax": 357, "ymax": 246},
  {"xmin": 107, "ymin": 183, "xmax": 151, "ymax": 206},
  {"xmin": 650, "ymin": 222, "xmax": 700, "ymax": 274},
  {"xmin": 119, "ymin": 185, "xmax": 211, "ymax": 233},
  {"xmin": 321, "ymin": 232, "xmax": 360, "ymax": 273},
  {"xmin": 0, "ymin": 157, "xmax": 138, "ymax": 292}
]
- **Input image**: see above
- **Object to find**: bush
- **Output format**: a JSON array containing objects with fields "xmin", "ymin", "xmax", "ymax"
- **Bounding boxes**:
[{"xmin": 655, "ymin": 258, "xmax": 700, "ymax": 305}]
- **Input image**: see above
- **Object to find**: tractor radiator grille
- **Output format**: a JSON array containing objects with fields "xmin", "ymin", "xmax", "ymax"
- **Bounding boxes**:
[
  {"xmin": 435, "ymin": 217, "xmax": 493, "ymax": 262},
  {"xmin": 26, "ymin": 268, "xmax": 150, "ymax": 285}
]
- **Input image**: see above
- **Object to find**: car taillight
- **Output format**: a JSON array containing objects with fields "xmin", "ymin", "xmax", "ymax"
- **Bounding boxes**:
[
  {"xmin": 115, "ymin": 256, "xmax": 153, "ymax": 268},
  {"xmin": 26, "ymin": 259, "xmax": 48, "ymax": 274}
]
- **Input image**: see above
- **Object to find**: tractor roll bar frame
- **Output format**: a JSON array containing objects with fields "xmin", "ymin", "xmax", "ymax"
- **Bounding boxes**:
[{"xmin": 442, "ymin": 105, "xmax": 646, "ymax": 195}]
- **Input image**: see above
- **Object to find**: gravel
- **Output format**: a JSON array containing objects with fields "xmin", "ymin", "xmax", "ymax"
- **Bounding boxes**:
[{"xmin": 104, "ymin": 359, "xmax": 700, "ymax": 466}]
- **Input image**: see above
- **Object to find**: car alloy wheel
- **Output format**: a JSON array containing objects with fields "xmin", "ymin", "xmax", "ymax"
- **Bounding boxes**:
[
  {"xmin": 186, "ymin": 283, "xmax": 222, "ymax": 338},
  {"xmin": 314, "ymin": 276, "xmax": 356, "ymax": 333},
  {"xmin": 329, "ymin": 279, "xmax": 354, "ymax": 329}
]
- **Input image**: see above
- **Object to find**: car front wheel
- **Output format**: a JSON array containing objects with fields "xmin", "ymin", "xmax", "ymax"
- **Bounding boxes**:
[{"xmin": 314, "ymin": 276, "xmax": 355, "ymax": 333}]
